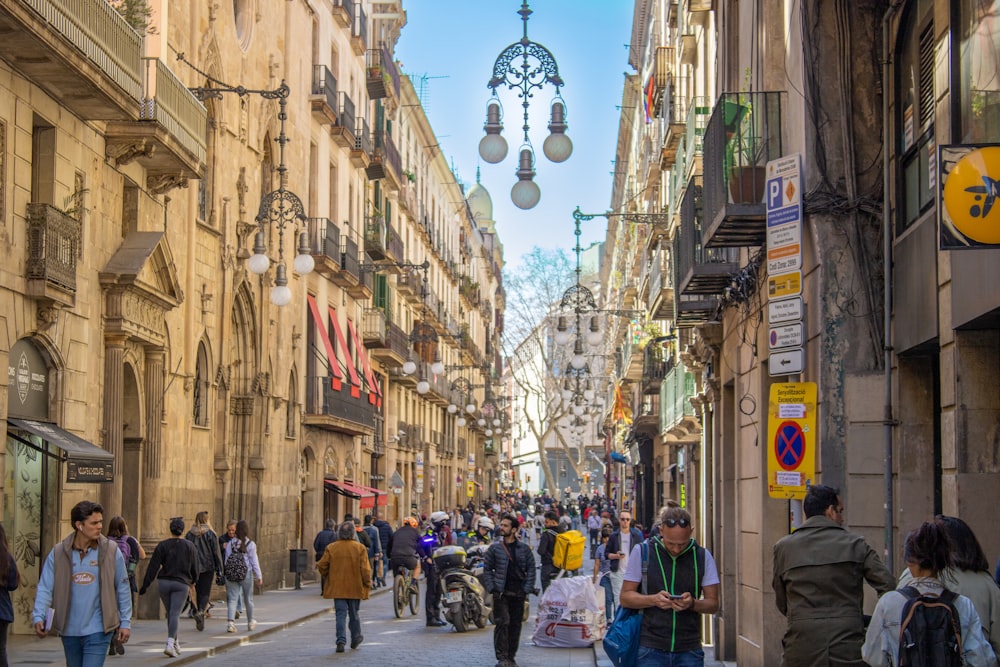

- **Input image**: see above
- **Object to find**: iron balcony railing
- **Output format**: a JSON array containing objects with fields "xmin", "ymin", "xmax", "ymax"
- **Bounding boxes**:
[
  {"xmin": 140, "ymin": 58, "xmax": 207, "ymax": 163},
  {"xmin": 675, "ymin": 184, "xmax": 739, "ymax": 296},
  {"xmin": 364, "ymin": 214, "xmax": 386, "ymax": 259},
  {"xmin": 306, "ymin": 376, "xmax": 377, "ymax": 428},
  {"xmin": 385, "ymin": 221, "xmax": 404, "ymax": 262},
  {"xmin": 362, "ymin": 307, "xmax": 387, "ymax": 344},
  {"xmin": 387, "ymin": 322, "xmax": 410, "ymax": 359},
  {"xmin": 660, "ymin": 361, "xmax": 696, "ymax": 431},
  {"xmin": 340, "ymin": 236, "xmax": 360, "ymax": 281},
  {"xmin": 337, "ymin": 92, "xmax": 356, "ymax": 137},
  {"xmin": 354, "ymin": 118, "xmax": 372, "ymax": 155},
  {"xmin": 352, "ymin": 3, "xmax": 368, "ymax": 51},
  {"xmin": 26, "ymin": 203, "xmax": 80, "ymax": 293},
  {"xmin": 307, "ymin": 217, "xmax": 340, "ymax": 265},
  {"xmin": 311, "ymin": 64, "xmax": 337, "ymax": 108}
]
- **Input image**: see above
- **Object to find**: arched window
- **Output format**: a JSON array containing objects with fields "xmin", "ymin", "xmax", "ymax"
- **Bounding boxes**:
[
  {"xmin": 286, "ymin": 370, "xmax": 298, "ymax": 438},
  {"xmin": 194, "ymin": 341, "xmax": 210, "ymax": 426}
]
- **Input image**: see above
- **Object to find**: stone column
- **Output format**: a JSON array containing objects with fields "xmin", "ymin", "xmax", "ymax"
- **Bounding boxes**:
[
  {"xmin": 143, "ymin": 347, "xmax": 164, "ymax": 479},
  {"xmin": 102, "ymin": 335, "xmax": 128, "ymax": 517}
]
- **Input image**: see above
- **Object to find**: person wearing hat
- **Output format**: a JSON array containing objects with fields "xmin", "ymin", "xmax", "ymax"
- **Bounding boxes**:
[{"xmin": 139, "ymin": 517, "xmax": 200, "ymax": 658}]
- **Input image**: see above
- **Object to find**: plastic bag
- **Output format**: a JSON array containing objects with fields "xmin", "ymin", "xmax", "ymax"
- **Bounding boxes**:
[{"xmin": 532, "ymin": 575, "xmax": 606, "ymax": 648}]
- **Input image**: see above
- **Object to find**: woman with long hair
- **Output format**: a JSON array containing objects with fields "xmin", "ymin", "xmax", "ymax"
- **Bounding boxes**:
[
  {"xmin": 0, "ymin": 522, "xmax": 19, "ymax": 667},
  {"xmin": 105, "ymin": 516, "xmax": 145, "ymax": 656},
  {"xmin": 139, "ymin": 517, "xmax": 199, "ymax": 658},
  {"xmin": 863, "ymin": 521, "xmax": 996, "ymax": 666},
  {"xmin": 223, "ymin": 520, "xmax": 262, "ymax": 634},
  {"xmin": 184, "ymin": 511, "xmax": 223, "ymax": 630}
]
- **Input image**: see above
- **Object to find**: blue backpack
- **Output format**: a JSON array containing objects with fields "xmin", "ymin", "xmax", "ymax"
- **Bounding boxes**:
[{"xmin": 602, "ymin": 540, "xmax": 648, "ymax": 667}]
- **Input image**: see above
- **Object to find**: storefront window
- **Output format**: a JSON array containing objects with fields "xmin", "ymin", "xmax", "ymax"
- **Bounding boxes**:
[{"xmin": 960, "ymin": 0, "xmax": 1000, "ymax": 142}]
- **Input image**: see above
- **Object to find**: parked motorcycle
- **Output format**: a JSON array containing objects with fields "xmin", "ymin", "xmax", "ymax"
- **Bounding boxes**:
[{"xmin": 433, "ymin": 545, "xmax": 490, "ymax": 632}]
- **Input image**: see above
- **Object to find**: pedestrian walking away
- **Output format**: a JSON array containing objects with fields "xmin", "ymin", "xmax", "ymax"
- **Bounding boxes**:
[
  {"xmin": 32, "ymin": 500, "xmax": 132, "ymax": 667},
  {"xmin": 139, "ymin": 516, "xmax": 199, "ymax": 658},
  {"xmin": 104, "ymin": 516, "xmax": 144, "ymax": 657},
  {"xmin": 483, "ymin": 512, "xmax": 536, "ymax": 667},
  {"xmin": 184, "ymin": 511, "xmax": 223, "ymax": 630},
  {"xmin": 862, "ymin": 520, "xmax": 997, "ymax": 666},
  {"xmin": 593, "ymin": 526, "xmax": 613, "ymax": 623},
  {"xmin": 317, "ymin": 521, "xmax": 372, "ymax": 653},
  {"xmin": 772, "ymin": 484, "xmax": 894, "ymax": 667},
  {"xmin": 313, "ymin": 518, "xmax": 337, "ymax": 594},
  {"xmin": 223, "ymin": 519, "xmax": 262, "ymax": 633},
  {"xmin": 536, "ymin": 510, "xmax": 565, "ymax": 593},
  {"xmin": 619, "ymin": 500, "xmax": 719, "ymax": 666},
  {"xmin": 219, "ymin": 520, "xmax": 244, "ymax": 619},
  {"xmin": 0, "ymin": 522, "xmax": 19, "ymax": 667}
]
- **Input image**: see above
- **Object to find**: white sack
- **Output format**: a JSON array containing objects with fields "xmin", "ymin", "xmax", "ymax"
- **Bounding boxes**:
[{"xmin": 532, "ymin": 575, "xmax": 606, "ymax": 648}]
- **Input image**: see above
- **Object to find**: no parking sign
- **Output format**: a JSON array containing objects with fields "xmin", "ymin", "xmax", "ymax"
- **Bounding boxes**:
[{"xmin": 767, "ymin": 382, "xmax": 817, "ymax": 499}]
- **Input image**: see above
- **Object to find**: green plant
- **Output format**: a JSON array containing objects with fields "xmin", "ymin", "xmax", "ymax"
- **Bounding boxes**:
[{"xmin": 109, "ymin": 0, "xmax": 155, "ymax": 34}]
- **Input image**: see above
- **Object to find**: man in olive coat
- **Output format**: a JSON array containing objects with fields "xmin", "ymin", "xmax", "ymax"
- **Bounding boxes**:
[
  {"xmin": 317, "ymin": 521, "xmax": 372, "ymax": 653},
  {"xmin": 772, "ymin": 485, "xmax": 893, "ymax": 667}
]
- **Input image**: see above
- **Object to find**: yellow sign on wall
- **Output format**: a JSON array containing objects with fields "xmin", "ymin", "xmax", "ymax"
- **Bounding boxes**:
[
  {"xmin": 767, "ymin": 271, "xmax": 802, "ymax": 300},
  {"xmin": 466, "ymin": 481, "xmax": 474, "ymax": 498},
  {"xmin": 766, "ymin": 382, "xmax": 817, "ymax": 500},
  {"xmin": 941, "ymin": 145, "xmax": 1000, "ymax": 248}
]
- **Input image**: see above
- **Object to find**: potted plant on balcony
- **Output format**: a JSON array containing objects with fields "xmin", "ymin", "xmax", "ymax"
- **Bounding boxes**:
[{"xmin": 722, "ymin": 78, "xmax": 768, "ymax": 204}]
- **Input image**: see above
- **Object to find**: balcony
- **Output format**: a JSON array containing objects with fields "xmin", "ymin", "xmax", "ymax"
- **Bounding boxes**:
[
  {"xmin": 459, "ymin": 276, "xmax": 480, "ymax": 306},
  {"xmin": 366, "ymin": 130, "xmax": 402, "ymax": 188},
  {"xmin": 25, "ymin": 203, "xmax": 80, "ymax": 305},
  {"xmin": 350, "ymin": 3, "xmax": 367, "ymax": 55},
  {"xmin": 647, "ymin": 240, "xmax": 674, "ymax": 320},
  {"xmin": 331, "ymin": 235, "xmax": 360, "ymax": 289},
  {"xmin": 366, "ymin": 47, "xmax": 400, "ymax": 103},
  {"xmin": 307, "ymin": 217, "xmax": 340, "ymax": 278},
  {"xmin": 368, "ymin": 321, "xmax": 409, "ymax": 366},
  {"xmin": 364, "ymin": 214, "xmax": 387, "ymax": 260},
  {"xmin": 617, "ymin": 339, "xmax": 643, "ymax": 382},
  {"xmin": 351, "ymin": 118, "xmax": 372, "ymax": 168},
  {"xmin": 634, "ymin": 394, "xmax": 660, "ymax": 433},
  {"xmin": 703, "ymin": 91, "xmax": 784, "ymax": 248},
  {"xmin": 310, "ymin": 65, "xmax": 338, "ymax": 125},
  {"xmin": 642, "ymin": 346, "xmax": 673, "ymax": 395},
  {"xmin": 660, "ymin": 361, "xmax": 700, "ymax": 441},
  {"xmin": 0, "ymin": 0, "xmax": 143, "ymax": 121},
  {"xmin": 348, "ymin": 262, "xmax": 374, "ymax": 300},
  {"xmin": 331, "ymin": 0, "xmax": 353, "ymax": 27},
  {"xmin": 105, "ymin": 58, "xmax": 206, "ymax": 193},
  {"xmin": 398, "ymin": 181, "xmax": 417, "ymax": 215},
  {"xmin": 362, "ymin": 307, "xmax": 387, "ymax": 348},
  {"xmin": 396, "ymin": 266, "xmax": 420, "ymax": 299},
  {"xmin": 652, "ymin": 46, "xmax": 674, "ymax": 120},
  {"xmin": 675, "ymin": 183, "xmax": 738, "ymax": 326},
  {"xmin": 384, "ymin": 222, "xmax": 404, "ymax": 265},
  {"xmin": 304, "ymin": 376, "xmax": 377, "ymax": 436},
  {"xmin": 331, "ymin": 92, "xmax": 357, "ymax": 149}
]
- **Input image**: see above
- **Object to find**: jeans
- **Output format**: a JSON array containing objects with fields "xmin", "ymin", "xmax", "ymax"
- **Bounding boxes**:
[
  {"xmin": 61, "ymin": 630, "xmax": 114, "ymax": 667},
  {"xmin": 599, "ymin": 575, "xmax": 614, "ymax": 621},
  {"xmin": 226, "ymin": 573, "xmax": 254, "ymax": 624},
  {"xmin": 333, "ymin": 598, "xmax": 361, "ymax": 646},
  {"xmin": 158, "ymin": 579, "xmax": 189, "ymax": 639},
  {"xmin": 636, "ymin": 646, "xmax": 705, "ymax": 667},
  {"xmin": 609, "ymin": 569, "xmax": 624, "ymax": 610},
  {"xmin": 492, "ymin": 591, "xmax": 526, "ymax": 661}
]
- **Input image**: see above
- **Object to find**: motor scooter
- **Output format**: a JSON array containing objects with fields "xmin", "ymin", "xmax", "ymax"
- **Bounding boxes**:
[{"xmin": 433, "ymin": 545, "xmax": 490, "ymax": 632}]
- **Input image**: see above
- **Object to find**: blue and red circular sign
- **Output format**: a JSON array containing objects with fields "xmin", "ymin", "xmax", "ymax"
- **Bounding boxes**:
[{"xmin": 774, "ymin": 421, "xmax": 806, "ymax": 471}]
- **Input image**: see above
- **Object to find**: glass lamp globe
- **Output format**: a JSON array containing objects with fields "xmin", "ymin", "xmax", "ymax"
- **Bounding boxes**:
[
  {"xmin": 586, "ymin": 330, "xmax": 603, "ymax": 346},
  {"xmin": 573, "ymin": 405, "xmax": 585, "ymax": 417},
  {"xmin": 270, "ymin": 284, "xmax": 292, "ymax": 307},
  {"xmin": 478, "ymin": 100, "xmax": 508, "ymax": 164},
  {"xmin": 448, "ymin": 403, "xmax": 458, "ymax": 414},
  {"xmin": 570, "ymin": 354, "xmax": 587, "ymax": 369},
  {"xmin": 416, "ymin": 380, "xmax": 430, "ymax": 395},
  {"xmin": 293, "ymin": 252, "xmax": 315, "ymax": 275},
  {"xmin": 561, "ymin": 389, "xmax": 572, "ymax": 400},
  {"xmin": 466, "ymin": 403, "xmax": 477, "ymax": 414},
  {"xmin": 492, "ymin": 418, "xmax": 501, "ymax": 427},
  {"xmin": 431, "ymin": 360, "xmax": 445, "ymax": 375},
  {"xmin": 477, "ymin": 418, "xmax": 486, "ymax": 427},
  {"xmin": 247, "ymin": 230, "xmax": 270, "ymax": 275},
  {"xmin": 402, "ymin": 361, "xmax": 417, "ymax": 375},
  {"xmin": 457, "ymin": 417, "xmax": 467, "ymax": 427},
  {"xmin": 510, "ymin": 148, "xmax": 540, "ymax": 210},
  {"xmin": 554, "ymin": 330, "xmax": 572, "ymax": 346},
  {"xmin": 558, "ymin": 416, "xmax": 569, "ymax": 427},
  {"xmin": 543, "ymin": 100, "xmax": 573, "ymax": 163},
  {"xmin": 485, "ymin": 429, "xmax": 493, "ymax": 437},
  {"xmin": 583, "ymin": 389, "xmax": 596, "ymax": 401}
]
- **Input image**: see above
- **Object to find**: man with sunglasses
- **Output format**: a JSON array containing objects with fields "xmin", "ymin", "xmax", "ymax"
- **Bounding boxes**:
[
  {"xmin": 606, "ymin": 510, "xmax": 644, "ymax": 615},
  {"xmin": 620, "ymin": 501, "xmax": 719, "ymax": 666},
  {"xmin": 772, "ymin": 484, "xmax": 893, "ymax": 667}
]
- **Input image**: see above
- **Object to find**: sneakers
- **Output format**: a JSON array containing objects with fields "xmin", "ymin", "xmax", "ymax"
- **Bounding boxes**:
[
  {"xmin": 227, "ymin": 621, "xmax": 237, "ymax": 633},
  {"xmin": 164, "ymin": 639, "xmax": 180, "ymax": 658},
  {"xmin": 248, "ymin": 620, "xmax": 258, "ymax": 631},
  {"xmin": 235, "ymin": 610, "xmax": 241, "ymax": 619},
  {"xmin": 336, "ymin": 642, "xmax": 346, "ymax": 653},
  {"xmin": 426, "ymin": 618, "xmax": 447, "ymax": 627},
  {"xmin": 194, "ymin": 610, "xmax": 205, "ymax": 631},
  {"xmin": 350, "ymin": 634, "xmax": 364, "ymax": 649}
]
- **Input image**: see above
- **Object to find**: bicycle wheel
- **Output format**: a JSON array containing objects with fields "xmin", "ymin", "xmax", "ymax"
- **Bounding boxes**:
[
  {"xmin": 408, "ymin": 578, "xmax": 420, "ymax": 615},
  {"xmin": 393, "ymin": 574, "xmax": 405, "ymax": 618}
]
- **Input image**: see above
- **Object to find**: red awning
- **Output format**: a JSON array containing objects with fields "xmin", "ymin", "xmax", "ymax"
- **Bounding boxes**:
[{"xmin": 324, "ymin": 479, "xmax": 388, "ymax": 508}]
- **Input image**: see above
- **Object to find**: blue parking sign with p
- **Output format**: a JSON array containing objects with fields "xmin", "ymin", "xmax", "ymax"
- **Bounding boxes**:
[{"xmin": 767, "ymin": 177, "xmax": 784, "ymax": 211}]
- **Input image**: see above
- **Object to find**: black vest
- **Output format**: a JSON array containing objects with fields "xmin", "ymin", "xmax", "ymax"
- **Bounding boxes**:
[{"xmin": 639, "ymin": 538, "xmax": 706, "ymax": 653}]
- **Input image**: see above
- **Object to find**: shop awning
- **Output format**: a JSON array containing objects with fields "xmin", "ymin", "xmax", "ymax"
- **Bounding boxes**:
[
  {"xmin": 324, "ymin": 479, "xmax": 388, "ymax": 508},
  {"xmin": 8, "ymin": 419, "xmax": 113, "ymax": 460}
]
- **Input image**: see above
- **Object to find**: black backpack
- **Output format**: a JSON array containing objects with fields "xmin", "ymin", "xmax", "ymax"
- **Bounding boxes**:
[{"xmin": 897, "ymin": 586, "xmax": 963, "ymax": 667}]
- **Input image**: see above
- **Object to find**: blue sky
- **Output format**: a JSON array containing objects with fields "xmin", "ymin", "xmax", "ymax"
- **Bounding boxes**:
[{"xmin": 395, "ymin": 1, "xmax": 636, "ymax": 270}]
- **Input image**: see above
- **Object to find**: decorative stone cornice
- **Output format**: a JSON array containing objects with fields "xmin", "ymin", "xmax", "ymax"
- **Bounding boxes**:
[
  {"xmin": 147, "ymin": 173, "xmax": 190, "ymax": 195},
  {"xmin": 106, "ymin": 139, "xmax": 155, "ymax": 166}
]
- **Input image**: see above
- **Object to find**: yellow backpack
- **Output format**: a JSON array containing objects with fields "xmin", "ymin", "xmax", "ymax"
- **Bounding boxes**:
[{"xmin": 552, "ymin": 529, "xmax": 586, "ymax": 571}]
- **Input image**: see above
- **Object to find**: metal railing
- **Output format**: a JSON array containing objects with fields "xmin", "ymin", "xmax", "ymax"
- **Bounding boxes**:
[
  {"xmin": 648, "ymin": 242, "xmax": 672, "ymax": 301},
  {"xmin": 385, "ymin": 221, "xmax": 404, "ymax": 261},
  {"xmin": 363, "ymin": 308, "xmax": 387, "ymax": 343},
  {"xmin": 340, "ymin": 236, "xmax": 360, "ymax": 281},
  {"xmin": 354, "ymin": 118, "xmax": 372, "ymax": 154},
  {"xmin": 311, "ymin": 64, "xmax": 337, "ymax": 107},
  {"xmin": 307, "ymin": 217, "xmax": 340, "ymax": 264},
  {"xmin": 364, "ymin": 214, "xmax": 386, "ymax": 256},
  {"xmin": 26, "ymin": 203, "xmax": 80, "ymax": 292},
  {"xmin": 306, "ymin": 375, "xmax": 377, "ymax": 427},
  {"xmin": 337, "ymin": 92, "xmax": 356, "ymax": 136},
  {"xmin": 140, "ymin": 58, "xmax": 207, "ymax": 163},
  {"xmin": 660, "ymin": 361, "xmax": 696, "ymax": 431},
  {"xmin": 352, "ymin": 3, "xmax": 368, "ymax": 50}
]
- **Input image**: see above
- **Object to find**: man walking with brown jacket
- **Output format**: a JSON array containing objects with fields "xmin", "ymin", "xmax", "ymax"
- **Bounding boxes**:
[
  {"xmin": 317, "ymin": 521, "xmax": 371, "ymax": 653},
  {"xmin": 772, "ymin": 484, "xmax": 893, "ymax": 666}
]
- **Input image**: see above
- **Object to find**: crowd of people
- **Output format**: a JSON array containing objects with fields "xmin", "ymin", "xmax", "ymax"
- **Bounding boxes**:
[{"xmin": 6, "ymin": 488, "xmax": 1000, "ymax": 667}]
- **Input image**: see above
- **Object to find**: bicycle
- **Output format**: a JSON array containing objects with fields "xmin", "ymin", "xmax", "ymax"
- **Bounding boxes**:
[{"xmin": 392, "ymin": 564, "xmax": 420, "ymax": 618}]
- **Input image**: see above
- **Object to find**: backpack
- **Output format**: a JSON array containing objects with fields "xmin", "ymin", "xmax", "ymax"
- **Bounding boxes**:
[
  {"xmin": 109, "ymin": 535, "xmax": 132, "ymax": 571},
  {"xmin": 224, "ymin": 543, "xmax": 249, "ymax": 583},
  {"xmin": 897, "ymin": 586, "xmax": 963, "ymax": 667},
  {"xmin": 552, "ymin": 529, "xmax": 586, "ymax": 571}
]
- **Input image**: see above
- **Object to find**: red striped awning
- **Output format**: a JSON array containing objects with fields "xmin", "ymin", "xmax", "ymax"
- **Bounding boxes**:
[{"xmin": 324, "ymin": 479, "xmax": 388, "ymax": 508}]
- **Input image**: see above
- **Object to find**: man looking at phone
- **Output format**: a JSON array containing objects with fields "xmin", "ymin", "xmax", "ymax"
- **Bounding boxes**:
[
  {"xmin": 620, "ymin": 501, "xmax": 719, "ymax": 666},
  {"xmin": 606, "ymin": 510, "xmax": 644, "ymax": 614}
]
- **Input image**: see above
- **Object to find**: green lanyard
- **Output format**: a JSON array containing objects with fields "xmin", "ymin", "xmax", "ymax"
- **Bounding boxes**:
[{"xmin": 651, "ymin": 537, "xmax": 699, "ymax": 652}]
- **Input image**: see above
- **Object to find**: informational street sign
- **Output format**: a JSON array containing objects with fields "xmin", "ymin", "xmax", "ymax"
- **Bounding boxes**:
[
  {"xmin": 766, "ymin": 155, "xmax": 803, "ymax": 275},
  {"xmin": 768, "ymin": 297, "xmax": 802, "ymax": 324},
  {"xmin": 769, "ymin": 348, "xmax": 804, "ymax": 376},
  {"xmin": 769, "ymin": 323, "xmax": 803, "ymax": 351},
  {"xmin": 767, "ymin": 382, "xmax": 817, "ymax": 499},
  {"xmin": 767, "ymin": 271, "xmax": 801, "ymax": 300},
  {"xmin": 415, "ymin": 453, "xmax": 424, "ymax": 493}
]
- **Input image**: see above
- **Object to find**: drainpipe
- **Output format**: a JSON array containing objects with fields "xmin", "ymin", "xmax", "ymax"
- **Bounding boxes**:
[{"xmin": 882, "ymin": 4, "xmax": 901, "ymax": 576}]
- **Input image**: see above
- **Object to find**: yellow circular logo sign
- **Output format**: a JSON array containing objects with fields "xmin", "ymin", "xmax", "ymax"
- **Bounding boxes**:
[{"xmin": 943, "ymin": 146, "xmax": 1000, "ymax": 244}]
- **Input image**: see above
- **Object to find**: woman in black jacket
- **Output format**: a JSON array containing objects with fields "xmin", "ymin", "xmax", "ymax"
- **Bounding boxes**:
[
  {"xmin": 184, "ymin": 511, "xmax": 223, "ymax": 629},
  {"xmin": 140, "ymin": 517, "xmax": 199, "ymax": 658}
]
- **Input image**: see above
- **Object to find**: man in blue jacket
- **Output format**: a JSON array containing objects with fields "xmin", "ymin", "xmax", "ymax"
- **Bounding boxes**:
[{"xmin": 484, "ymin": 513, "xmax": 536, "ymax": 667}]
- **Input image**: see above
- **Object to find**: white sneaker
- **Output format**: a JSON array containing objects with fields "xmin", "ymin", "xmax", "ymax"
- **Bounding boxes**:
[
  {"xmin": 248, "ymin": 620, "xmax": 258, "ymax": 631},
  {"xmin": 174, "ymin": 639, "xmax": 181, "ymax": 654},
  {"xmin": 227, "ymin": 621, "xmax": 236, "ymax": 633},
  {"xmin": 164, "ymin": 639, "xmax": 179, "ymax": 658}
]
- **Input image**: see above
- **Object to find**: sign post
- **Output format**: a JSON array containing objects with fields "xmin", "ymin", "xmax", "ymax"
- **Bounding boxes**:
[
  {"xmin": 767, "ymin": 382, "xmax": 817, "ymax": 499},
  {"xmin": 766, "ymin": 154, "xmax": 806, "ymax": 377}
]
